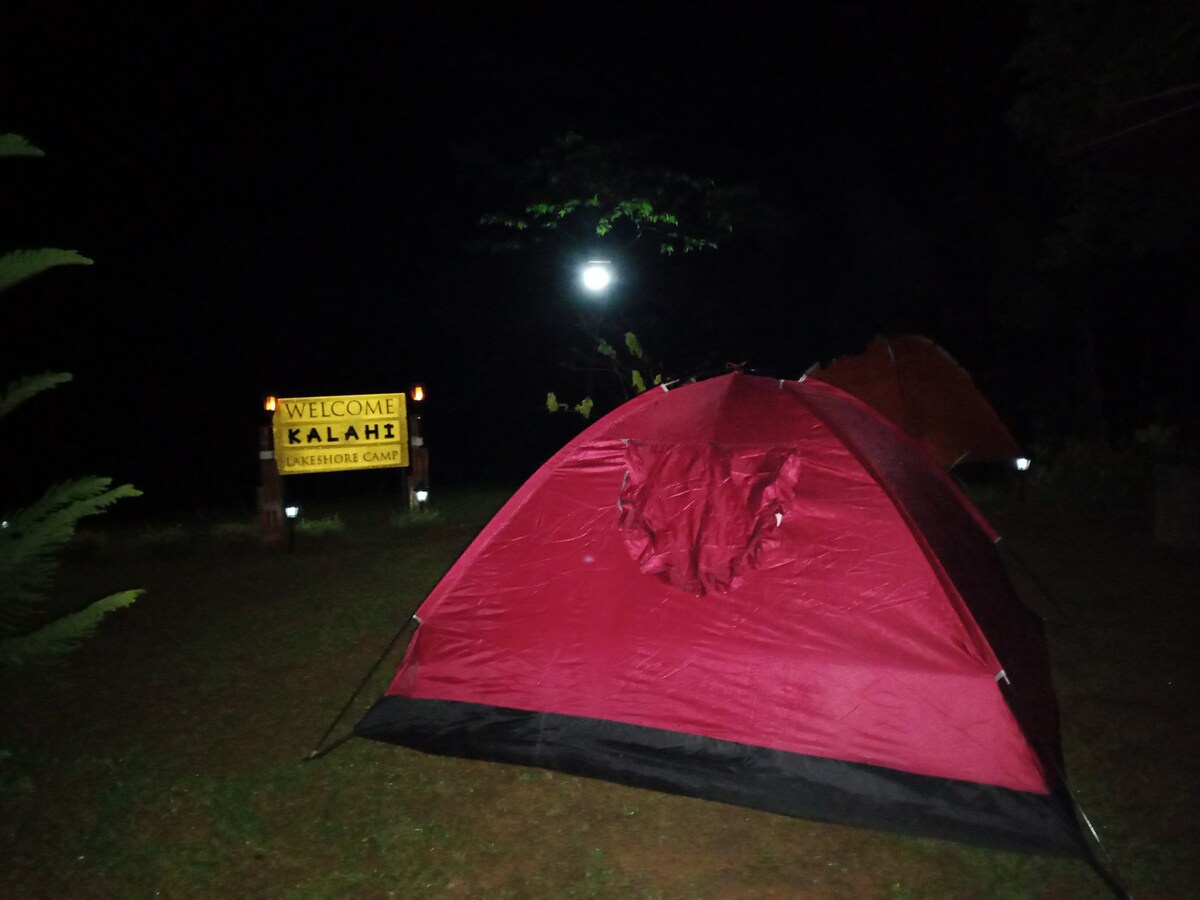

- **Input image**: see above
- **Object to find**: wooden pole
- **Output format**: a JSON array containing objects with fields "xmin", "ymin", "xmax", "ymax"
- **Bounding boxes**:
[
  {"xmin": 407, "ymin": 402, "xmax": 429, "ymax": 511},
  {"xmin": 258, "ymin": 424, "xmax": 285, "ymax": 543}
]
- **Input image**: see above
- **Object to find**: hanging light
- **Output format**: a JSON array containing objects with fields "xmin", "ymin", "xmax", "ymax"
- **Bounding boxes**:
[{"xmin": 580, "ymin": 259, "xmax": 613, "ymax": 294}]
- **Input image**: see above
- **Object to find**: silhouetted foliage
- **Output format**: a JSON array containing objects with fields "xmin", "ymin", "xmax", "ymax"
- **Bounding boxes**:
[
  {"xmin": 1006, "ymin": 2, "xmax": 1200, "ymax": 443},
  {"xmin": 0, "ymin": 135, "xmax": 141, "ymax": 672}
]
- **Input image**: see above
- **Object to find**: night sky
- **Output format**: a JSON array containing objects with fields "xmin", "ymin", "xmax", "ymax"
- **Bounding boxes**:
[{"xmin": 3, "ymin": 4, "xmax": 1196, "ymax": 516}]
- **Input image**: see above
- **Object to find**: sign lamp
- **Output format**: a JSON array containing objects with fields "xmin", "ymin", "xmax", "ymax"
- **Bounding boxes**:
[
  {"xmin": 411, "ymin": 385, "xmax": 425, "ymax": 402},
  {"xmin": 580, "ymin": 259, "xmax": 613, "ymax": 294}
]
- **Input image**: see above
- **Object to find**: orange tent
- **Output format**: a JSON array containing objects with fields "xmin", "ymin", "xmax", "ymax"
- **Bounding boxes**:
[{"xmin": 811, "ymin": 335, "xmax": 1022, "ymax": 469}]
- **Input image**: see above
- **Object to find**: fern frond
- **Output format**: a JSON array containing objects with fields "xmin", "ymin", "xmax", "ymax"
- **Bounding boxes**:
[
  {"xmin": 0, "ymin": 134, "xmax": 44, "ymax": 157},
  {"xmin": 0, "ymin": 590, "xmax": 142, "ymax": 667},
  {"xmin": 0, "ymin": 372, "xmax": 73, "ymax": 421},
  {"xmin": 0, "ymin": 478, "xmax": 141, "ymax": 625},
  {"xmin": 0, "ymin": 249, "xmax": 93, "ymax": 295},
  {"xmin": 10, "ymin": 478, "xmax": 142, "ymax": 534}
]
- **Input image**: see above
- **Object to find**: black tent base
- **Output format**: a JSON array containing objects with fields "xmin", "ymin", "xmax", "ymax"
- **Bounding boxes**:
[{"xmin": 356, "ymin": 695, "xmax": 1088, "ymax": 858}]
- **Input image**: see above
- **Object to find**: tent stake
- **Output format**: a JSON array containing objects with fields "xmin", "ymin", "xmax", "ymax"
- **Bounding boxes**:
[
  {"xmin": 304, "ymin": 615, "xmax": 418, "ymax": 761},
  {"xmin": 305, "ymin": 731, "xmax": 355, "ymax": 761}
]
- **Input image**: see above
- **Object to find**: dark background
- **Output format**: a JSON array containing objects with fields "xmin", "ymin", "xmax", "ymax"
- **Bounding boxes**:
[{"xmin": 3, "ymin": 3, "xmax": 1197, "ymax": 518}]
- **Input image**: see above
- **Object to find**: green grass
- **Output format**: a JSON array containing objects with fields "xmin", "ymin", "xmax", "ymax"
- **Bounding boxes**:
[{"xmin": 1, "ymin": 482, "xmax": 1195, "ymax": 898}]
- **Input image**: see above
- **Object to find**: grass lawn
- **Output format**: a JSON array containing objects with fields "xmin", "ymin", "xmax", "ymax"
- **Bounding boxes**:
[{"xmin": 1, "ymin": 481, "xmax": 1196, "ymax": 898}]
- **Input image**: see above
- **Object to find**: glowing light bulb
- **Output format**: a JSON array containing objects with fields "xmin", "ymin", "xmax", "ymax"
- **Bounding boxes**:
[{"xmin": 580, "ymin": 260, "xmax": 613, "ymax": 293}]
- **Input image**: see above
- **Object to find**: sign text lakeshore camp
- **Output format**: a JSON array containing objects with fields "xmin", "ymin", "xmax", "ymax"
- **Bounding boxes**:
[{"xmin": 272, "ymin": 393, "xmax": 408, "ymax": 475}]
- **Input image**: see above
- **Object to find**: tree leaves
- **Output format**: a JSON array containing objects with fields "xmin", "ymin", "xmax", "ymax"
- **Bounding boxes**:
[
  {"xmin": 0, "ymin": 134, "xmax": 44, "ymax": 157},
  {"xmin": 2, "ymin": 134, "xmax": 141, "ymax": 671},
  {"xmin": 0, "ymin": 478, "xmax": 143, "ymax": 627},
  {"xmin": 547, "ymin": 330, "xmax": 661, "ymax": 417},
  {"xmin": 471, "ymin": 133, "xmax": 764, "ymax": 420},
  {"xmin": 0, "ymin": 590, "xmax": 143, "ymax": 667},
  {"xmin": 0, "ymin": 249, "xmax": 94, "ymax": 295},
  {"xmin": 624, "ymin": 332, "xmax": 644, "ymax": 360},
  {"xmin": 1008, "ymin": 1, "xmax": 1200, "ymax": 266},
  {"xmin": 0, "ymin": 372, "xmax": 73, "ymax": 421},
  {"xmin": 476, "ymin": 133, "xmax": 764, "ymax": 256},
  {"xmin": 547, "ymin": 392, "xmax": 595, "ymax": 419}
]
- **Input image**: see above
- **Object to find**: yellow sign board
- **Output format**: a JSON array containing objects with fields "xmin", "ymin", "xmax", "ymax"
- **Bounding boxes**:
[{"xmin": 272, "ymin": 392, "xmax": 408, "ymax": 475}]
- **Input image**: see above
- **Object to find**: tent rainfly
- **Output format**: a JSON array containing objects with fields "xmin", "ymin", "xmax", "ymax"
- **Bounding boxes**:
[
  {"xmin": 810, "ymin": 334, "xmax": 1024, "ymax": 469},
  {"xmin": 356, "ymin": 373, "xmax": 1116, "ymax": 884}
]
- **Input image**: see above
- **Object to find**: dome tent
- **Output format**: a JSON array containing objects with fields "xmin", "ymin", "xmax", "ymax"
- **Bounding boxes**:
[
  {"xmin": 810, "ymin": 334, "xmax": 1023, "ymax": 469},
  {"xmin": 355, "ymin": 373, "xmax": 1117, "ymax": 887}
]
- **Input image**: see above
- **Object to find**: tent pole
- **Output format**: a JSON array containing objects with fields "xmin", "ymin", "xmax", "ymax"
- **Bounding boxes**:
[
  {"xmin": 304, "ymin": 615, "xmax": 418, "ymax": 761},
  {"xmin": 1068, "ymin": 786, "xmax": 1134, "ymax": 900},
  {"xmin": 1014, "ymin": 711, "xmax": 1134, "ymax": 899},
  {"xmin": 993, "ymin": 537, "xmax": 1070, "ymax": 626}
]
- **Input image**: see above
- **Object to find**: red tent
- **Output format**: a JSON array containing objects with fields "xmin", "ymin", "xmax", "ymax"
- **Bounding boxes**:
[
  {"xmin": 357, "ymin": 373, "xmax": 1084, "ymax": 855},
  {"xmin": 810, "ymin": 334, "xmax": 1023, "ymax": 468}
]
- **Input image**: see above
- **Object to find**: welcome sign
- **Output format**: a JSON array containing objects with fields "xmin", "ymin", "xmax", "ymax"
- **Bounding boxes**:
[{"xmin": 272, "ymin": 392, "xmax": 409, "ymax": 474}]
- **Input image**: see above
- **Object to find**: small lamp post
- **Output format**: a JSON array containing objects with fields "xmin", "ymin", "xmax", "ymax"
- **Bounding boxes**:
[{"xmin": 284, "ymin": 504, "xmax": 300, "ymax": 552}]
